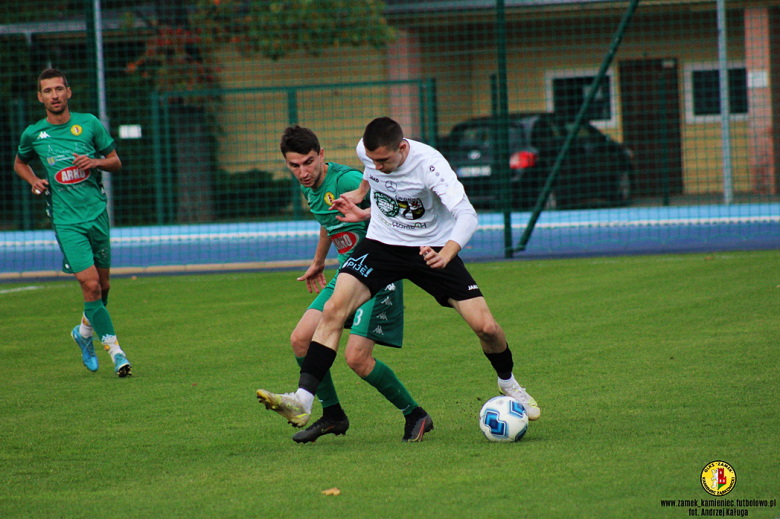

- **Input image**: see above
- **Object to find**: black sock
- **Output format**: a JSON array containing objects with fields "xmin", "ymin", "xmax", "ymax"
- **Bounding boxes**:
[
  {"xmin": 484, "ymin": 345, "xmax": 513, "ymax": 380},
  {"xmin": 322, "ymin": 402, "xmax": 347, "ymax": 421},
  {"xmin": 299, "ymin": 341, "xmax": 337, "ymax": 395}
]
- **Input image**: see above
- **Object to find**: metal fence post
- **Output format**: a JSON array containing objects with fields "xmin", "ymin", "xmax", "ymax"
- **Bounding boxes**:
[
  {"xmin": 516, "ymin": 0, "xmax": 642, "ymax": 252},
  {"xmin": 151, "ymin": 92, "xmax": 165, "ymax": 225},
  {"xmin": 287, "ymin": 89, "xmax": 303, "ymax": 220},
  {"xmin": 495, "ymin": 0, "xmax": 513, "ymax": 259}
]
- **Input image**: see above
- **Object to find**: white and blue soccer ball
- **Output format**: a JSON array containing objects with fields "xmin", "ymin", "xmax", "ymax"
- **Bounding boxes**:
[{"xmin": 479, "ymin": 395, "xmax": 529, "ymax": 442}]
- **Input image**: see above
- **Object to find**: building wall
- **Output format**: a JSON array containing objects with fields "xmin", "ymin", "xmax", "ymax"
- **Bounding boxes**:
[
  {"xmin": 415, "ymin": 9, "xmax": 753, "ymax": 195},
  {"xmin": 212, "ymin": 5, "xmax": 764, "ymax": 196},
  {"xmin": 213, "ymin": 45, "xmax": 388, "ymax": 177}
]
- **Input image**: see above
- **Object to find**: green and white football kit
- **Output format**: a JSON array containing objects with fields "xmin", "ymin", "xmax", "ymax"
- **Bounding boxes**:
[
  {"xmin": 17, "ymin": 112, "xmax": 115, "ymax": 274},
  {"xmin": 17, "ymin": 110, "xmax": 130, "ymax": 376},
  {"xmin": 281, "ymin": 162, "xmax": 420, "ymax": 443},
  {"xmin": 301, "ymin": 162, "xmax": 403, "ymax": 348}
]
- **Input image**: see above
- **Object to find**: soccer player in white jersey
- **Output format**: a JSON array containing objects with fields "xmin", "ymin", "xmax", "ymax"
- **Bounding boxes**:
[{"xmin": 257, "ymin": 117, "xmax": 539, "ymax": 439}]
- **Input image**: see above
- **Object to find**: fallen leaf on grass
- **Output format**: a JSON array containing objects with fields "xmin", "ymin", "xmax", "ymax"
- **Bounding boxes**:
[{"xmin": 321, "ymin": 488, "xmax": 341, "ymax": 496}]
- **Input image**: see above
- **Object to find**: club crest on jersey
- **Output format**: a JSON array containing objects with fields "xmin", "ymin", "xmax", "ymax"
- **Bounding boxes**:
[
  {"xmin": 324, "ymin": 192, "xmax": 336, "ymax": 206},
  {"xmin": 55, "ymin": 166, "xmax": 89, "ymax": 185},
  {"xmin": 331, "ymin": 231, "xmax": 358, "ymax": 254},
  {"xmin": 70, "ymin": 125, "xmax": 83, "ymax": 136},
  {"xmin": 374, "ymin": 192, "xmax": 399, "ymax": 217},
  {"xmin": 47, "ymin": 157, "xmax": 56, "ymax": 165}
]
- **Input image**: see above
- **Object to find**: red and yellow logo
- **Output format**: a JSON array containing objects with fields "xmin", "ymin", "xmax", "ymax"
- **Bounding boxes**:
[
  {"xmin": 701, "ymin": 461, "xmax": 736, "ymax": 496},
  {"xmin": 70, "ymin": 125, "xmax": 83, "ymax": 136},
  {"xmin": 324, "ymin": 192, "xmax": 336, "ymax": 207},
  {"xmin": 331, "ymin": 231, "xmax": 358, "ymax": 254},
  {"xmin": 55, "ymin": 166, "xmax": 90, "ymax": 185}
]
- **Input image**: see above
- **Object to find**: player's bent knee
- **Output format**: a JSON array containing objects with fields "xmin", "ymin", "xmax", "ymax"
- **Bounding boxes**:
[
  {"xmin": 345, "ymin": 350, "xmax": 372, "ymax": 378},
  {"xmin": 290, "ymin": 328, "xmax": 310, "ymax": 356},
  {"xmin": 79, "ymin": 280, "xmax": 102, "ymax": 300},
  {"xmin": 474, "ymin": 318, "xmax": 502, "ymax": 342},
  {"xmin": 322, "ymin": 299, "xmax": 352, "ymax": 324}
]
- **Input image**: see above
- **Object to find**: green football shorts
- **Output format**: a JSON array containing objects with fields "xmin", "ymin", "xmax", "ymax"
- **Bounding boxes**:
[
  {"xmin": 52, "ymin": 210, "xmax": 112, "ymax": 274},
  {"xmin": 308, "ymin": 273, "xmax": 404, "ymax": 348}
]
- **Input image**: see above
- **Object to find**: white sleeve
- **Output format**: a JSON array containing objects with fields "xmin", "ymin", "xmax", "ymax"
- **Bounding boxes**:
[
  {"xmin": 426, "ymin": 156, "xmax": 477, "ymax": 247},
  {"xmin": 447, "ymin": 195, "xmax": 479, "ymax": 248},
  {"xmin": 428, "ymin": 157, "xmax": 467, "ymax": 208}
]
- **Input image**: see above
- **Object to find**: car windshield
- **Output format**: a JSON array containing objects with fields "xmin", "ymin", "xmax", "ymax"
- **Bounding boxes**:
[
  {"xmin": 455, "ymin": 124, "xmax": 525, "ymax": 149},
  {"xmin": 457, "ymin": 126, "xmax": 491, "ymax": 149}
]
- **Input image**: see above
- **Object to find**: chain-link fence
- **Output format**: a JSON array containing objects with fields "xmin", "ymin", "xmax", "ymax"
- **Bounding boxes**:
[{"xmin": 2, "ymin": 0, "xmax": 779, "ymax": 276}]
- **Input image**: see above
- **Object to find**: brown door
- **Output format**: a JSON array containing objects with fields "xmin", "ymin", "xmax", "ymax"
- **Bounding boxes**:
[{"xmin": 619, "ymin": 59, "xmax": 683, "ymax": 197}]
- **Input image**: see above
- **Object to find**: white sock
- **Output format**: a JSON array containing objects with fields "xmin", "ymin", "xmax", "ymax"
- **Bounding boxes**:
[
  {"xmin": 295, "ymin": 388, "xmax": 315, "ymax": 414},
  {"xmin": 498, "ymin": 374, "xmax": 519, "ymax": 389},
  {"xmin": 102, "ymin": 336, "xmax": 125, "ymax": 362},
  {"xmin": 79, "ymin": 313, "xmax": 93, "ymax": 338}
]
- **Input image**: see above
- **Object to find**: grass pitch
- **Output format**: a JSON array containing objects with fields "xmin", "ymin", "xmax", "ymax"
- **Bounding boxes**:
[{"xmin": 1, "ymin": 251, "xmax": 778, "ymax": 518}]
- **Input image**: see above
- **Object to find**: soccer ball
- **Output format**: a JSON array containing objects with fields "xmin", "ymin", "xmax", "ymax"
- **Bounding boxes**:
[{"xmin": 479, "ymin": 395, "xmax": 529, "ymax": 442}]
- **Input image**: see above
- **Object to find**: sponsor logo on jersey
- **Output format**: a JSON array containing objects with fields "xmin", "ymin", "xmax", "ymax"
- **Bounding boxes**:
[
  {"xmin": 331, "ymin": 231, "xmax": 358, "ymax": 254},
  {"xmin": 385, "ymin": 180, "xmax": 397, "ymax": 192},
  {"xmin": 372, "ymin": 325, "xmax": 384, "ymax": 335},
  {"xmin": 342, "ymin": 253, "xmax": 373, "ymax": 278},
  {"xmin": 47, "ymin": 157, "xmax": 56, "ymax": 166},
  {"xmin": 468, "ymin": 284, "xmax": 479, "ymax": 291},
  {"xmin": 390, "ymin": 220, "xmax": 428, "ymax": 230},
  {"xmin": 55, "ymin": 166, "xmax": 90, "ymax": 185},
  {"xmin": 380, "ymin": 296, "xmax": 392, "ymax": 305},
  {"xmin": 377, "ymin": 312, "xmax": 388, "ymax": 320},
  {"xmin": 324, "ymin": 192, "xmax": 336, "ymax": 206},
  {"xmin": 397, "ymin": 197, "xmax": 425, "ymax": 220},
  {"xmin": 385, "ymin": 283, "xmax": 396, "ymax": 291},
  {"xmin": 38, "ymin": 131, "xmax": 51, "ymax": 140},
  {"xmin": 70, "ymin": 125, "xmax": 83, "ymax": 136}
]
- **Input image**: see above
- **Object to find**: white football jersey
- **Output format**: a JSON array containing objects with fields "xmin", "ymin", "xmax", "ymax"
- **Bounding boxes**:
[{"xmin": 357, "ymin": 138, "xmax": 468, "ymax": 247}]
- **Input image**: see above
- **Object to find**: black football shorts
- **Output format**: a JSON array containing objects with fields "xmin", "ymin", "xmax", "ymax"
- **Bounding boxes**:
[{"xmin": 339, "ymin": 237, "xmax": 483, "ymax": 307}]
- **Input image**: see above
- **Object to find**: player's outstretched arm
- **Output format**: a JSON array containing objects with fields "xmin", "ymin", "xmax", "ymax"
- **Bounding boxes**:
[
  {"xmin": 332, "ymin": 196, "xmax": 370, "ymax": 223},
  {"xmin": 297, "ymin": 227, "xmax": 330, "ymax": 293},
  {"xmin": 339, "ymin": 179, "xmax": 370, "ymax": 205}
]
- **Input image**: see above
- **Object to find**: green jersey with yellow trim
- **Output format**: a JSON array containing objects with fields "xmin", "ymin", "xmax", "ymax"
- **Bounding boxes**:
[
  {"xmin": 17, "ymin": 111, "xmax": 116, "ymax": 225},
  {"xmin": 301, "ymin": 162, "xmax": 370, "ymax": 266}
]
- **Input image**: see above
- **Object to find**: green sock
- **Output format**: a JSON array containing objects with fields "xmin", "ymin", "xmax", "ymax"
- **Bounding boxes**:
[
  {"xmin": 363, "ymin": 360, "xmax": 418, "ymax": 415},
  {"xmin": 84, "ymin": 300, "xmax": 116, "ymax": 343},
  {"xmin": 296, "ymin": 356, "xmax": 339, "ymax": 408}
]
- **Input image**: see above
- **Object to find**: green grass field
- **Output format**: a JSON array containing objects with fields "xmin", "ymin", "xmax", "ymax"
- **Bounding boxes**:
[{"xmin": 1, "ymin": 251, "xmax": 779, "ymax": 518}]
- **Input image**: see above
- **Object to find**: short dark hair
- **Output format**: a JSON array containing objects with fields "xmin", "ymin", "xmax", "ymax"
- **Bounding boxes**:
[
  {"xmin": 280, "ymin": 125, "xmax": 321, "ymax": 156},
  {"xmin": 38, "ymin": 68, "xmax": 69, "ymax": 92},
  {"xmin": 363, "ymin": 117, "xmax": 404, "ymax": 151}
]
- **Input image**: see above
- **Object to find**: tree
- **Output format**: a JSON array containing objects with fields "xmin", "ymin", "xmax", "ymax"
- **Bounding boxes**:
[
  {"xmin": 126, "ymin": 0, "xmax": 395, "ymax": 102},
  {"xmin": 123, "ymin": 0, "xmax": 395, "ymax": 223}
]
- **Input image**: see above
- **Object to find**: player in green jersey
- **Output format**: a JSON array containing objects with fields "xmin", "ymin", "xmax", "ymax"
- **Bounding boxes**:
[
  {"xmin": 256, "ymin": 125, "xmax": 433, "ymax": 442},
  {"xmin": 13, "ymin": 69, "xmax": 131, "ymax": 377}
]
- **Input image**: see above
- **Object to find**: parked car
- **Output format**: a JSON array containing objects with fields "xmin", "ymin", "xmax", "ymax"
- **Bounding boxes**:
[{"xmin": 438, "ymin": 113, "xmax": 634, "ymax": 210}]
